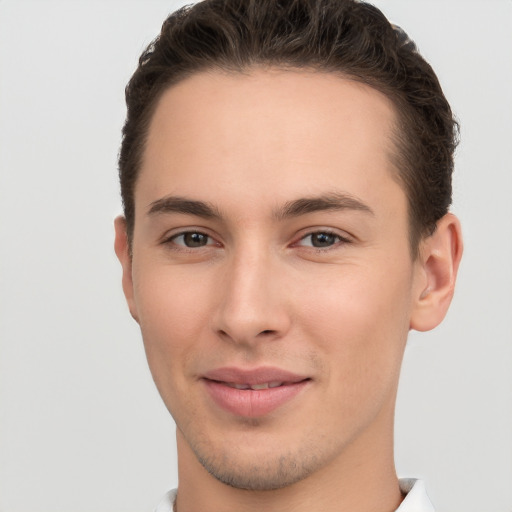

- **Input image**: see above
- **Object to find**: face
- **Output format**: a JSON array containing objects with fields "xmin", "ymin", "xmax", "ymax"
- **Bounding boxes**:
[{"xmin": 117, "ymin": 69, "xmax": 428, "ymax": 490}]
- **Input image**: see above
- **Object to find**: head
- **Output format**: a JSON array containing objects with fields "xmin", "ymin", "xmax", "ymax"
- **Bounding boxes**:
[{"xmin": 115, "ymin": 0, "xmax": 462, "ymax": 498}]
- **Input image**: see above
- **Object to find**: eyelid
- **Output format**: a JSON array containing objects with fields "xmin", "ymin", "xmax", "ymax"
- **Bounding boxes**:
[
  {"xmin": 292, "ymin": 228, "xmax": 353, "ymax": 249},
  {"xmin": 160, "ymin": 227, "xmax": 222, "ymax": 248},
  {"xmin": 171, "ymin": 232, "xmax": 215, "ymax": 247}
]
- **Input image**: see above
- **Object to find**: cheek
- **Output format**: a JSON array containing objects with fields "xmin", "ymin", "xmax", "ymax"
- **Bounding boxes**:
[
  {"xmin": 134, "ymin": 259, "xmax": 214, "ymax": 333},
  {"xmin": 132, "ymin": 262, "xmax": 215, "ymax": 392},
  {"xmin": 297, "ymin": 260, "xmax": 413, "ymax": 393}
]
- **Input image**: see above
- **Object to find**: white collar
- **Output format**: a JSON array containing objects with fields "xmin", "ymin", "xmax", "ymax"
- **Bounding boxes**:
[
  {"xmin": 154, "ymin": 478, "xmax": 434, "ymax": 512},
  {"xmin": 397, "ymin": 479, "xmax": 435, "ymax": 512}
]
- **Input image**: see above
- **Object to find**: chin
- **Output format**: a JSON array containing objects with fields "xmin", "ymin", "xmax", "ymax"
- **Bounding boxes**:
[
  {"xmin": 187, "ymin": 431, "xmax": 329, "ymax": 491},
  {"xmin": 198, "ymin": 451, "xmax": 319, "ymax": 491}
]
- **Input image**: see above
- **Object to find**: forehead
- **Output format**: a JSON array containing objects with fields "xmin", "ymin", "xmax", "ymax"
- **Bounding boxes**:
[{"xmin": 138, "ymin": 68, "xmax": 403, "ymax": 219}]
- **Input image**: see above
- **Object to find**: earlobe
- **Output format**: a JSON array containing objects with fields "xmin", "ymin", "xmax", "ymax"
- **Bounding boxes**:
[
  {"xmin": 114, "ymin": 216, "xmax": 140, "ymax": 323},
  {"xmin": 410, "ymin": 213, "xmax": 463, "ymax": 332}
]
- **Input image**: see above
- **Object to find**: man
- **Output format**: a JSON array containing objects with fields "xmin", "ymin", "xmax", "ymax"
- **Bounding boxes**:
[{"xmin": 114, "ymin": 0, "xmax": 463, "ymax": 510}]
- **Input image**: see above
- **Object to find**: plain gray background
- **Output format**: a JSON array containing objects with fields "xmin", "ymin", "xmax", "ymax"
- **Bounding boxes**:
[{"xmin": 1, "ymin": 1, "xmax": 511, "ymax": 511}]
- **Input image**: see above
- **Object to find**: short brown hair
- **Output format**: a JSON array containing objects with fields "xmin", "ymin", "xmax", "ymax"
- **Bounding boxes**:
[{"xmin": 119, "ymin": 0, "xmax": 459, "ymax": 254}]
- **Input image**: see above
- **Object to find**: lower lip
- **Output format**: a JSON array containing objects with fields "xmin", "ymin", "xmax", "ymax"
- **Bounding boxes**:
[{"xmin": 203, "ymin": 379, "xmax": 309, "ymax": 418}]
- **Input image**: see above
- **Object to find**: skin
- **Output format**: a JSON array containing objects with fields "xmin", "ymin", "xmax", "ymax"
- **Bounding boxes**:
[{"xmin": 115, "ymin": 69, "xmax": 462, "ymax": 512}]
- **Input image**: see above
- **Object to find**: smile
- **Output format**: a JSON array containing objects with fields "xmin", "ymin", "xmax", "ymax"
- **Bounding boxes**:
[{"xmin": 201, "ymin": 367, "xmax": 311, "ymax": 418}]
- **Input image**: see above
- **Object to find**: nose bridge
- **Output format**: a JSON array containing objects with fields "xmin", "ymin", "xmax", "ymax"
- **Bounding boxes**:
[{"xmin": 214, "ymin": 241, "xmax": 289, "ymax": 344}]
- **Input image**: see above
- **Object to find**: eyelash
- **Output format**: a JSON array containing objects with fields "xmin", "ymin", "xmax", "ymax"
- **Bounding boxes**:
[
  {"xmin": 294, "ymin": 230, "xmax": 352, "ymax": 250},
  {"xmin": 162, "ymin": 229, "xmax": 351, "ymax": 252},
  {"xmin": 164, "ymin": 231, "xmax": 219, "ymax": 250}
]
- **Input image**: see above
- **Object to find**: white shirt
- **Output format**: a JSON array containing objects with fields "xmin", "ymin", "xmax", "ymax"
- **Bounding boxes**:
[{"xmin": 154, "ymin": 478, "xmax": 434, "ymax": 512}]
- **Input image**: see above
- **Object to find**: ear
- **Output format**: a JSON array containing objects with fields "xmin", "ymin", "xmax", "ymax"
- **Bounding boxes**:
[
  {"xmin": 114, "ymin": 216, "xmax": 140, "ymax": 323},
  {"xmin": 410, "ymin": 213, "xmax": 463, "ymax": 332}
]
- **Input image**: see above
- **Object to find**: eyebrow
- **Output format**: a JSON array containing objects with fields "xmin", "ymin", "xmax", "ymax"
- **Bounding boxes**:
[
  {"xmin": 146, "ymin": 192, "xmax": 374, "ymax": 220},
  {"xmin": 147, "ymin": 196, "xmax": 222, "ymax": 219},
  {"xmin": 273, "ymin": 192, "xmax": 374, "ymax": 220}
]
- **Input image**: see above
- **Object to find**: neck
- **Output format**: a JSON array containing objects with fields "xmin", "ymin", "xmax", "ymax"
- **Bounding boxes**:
[{"xmin": 174, "ymin": 405, "xmax": 403, "ymax": 512}]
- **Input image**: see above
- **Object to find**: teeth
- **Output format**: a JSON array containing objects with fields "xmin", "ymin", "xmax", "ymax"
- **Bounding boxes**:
[
  {"xmin": 224, "ymin": 381, "xmax": 285, "ymax": 390},
  {"xmin": 250, "ymin": 383, "xmax": 269, "ymax": 390},
  {"xmin": 250, "ymin": 382, "xmax": 284, "ymax": 390}
]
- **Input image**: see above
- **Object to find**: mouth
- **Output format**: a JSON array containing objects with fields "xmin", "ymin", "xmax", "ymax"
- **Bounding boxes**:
[
  {"xmin": 214, "ymin": 380, "xmax": 298, "ymax": 390},
  {"xmin": 201, "ymin": 367, "xmax": 311, "ymax": 418}
]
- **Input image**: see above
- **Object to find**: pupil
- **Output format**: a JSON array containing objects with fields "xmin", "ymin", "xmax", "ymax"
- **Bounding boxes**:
[
  {"xmin": 184, "ymin": 232, "xmax": 207, "ymax": 247},
  {"xmin": 312, "ymin": 233, "xmax": 335, "ymax": 247}
]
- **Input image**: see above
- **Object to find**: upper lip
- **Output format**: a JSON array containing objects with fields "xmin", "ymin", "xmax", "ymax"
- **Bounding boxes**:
[{"xmin": 202, "ymin": 366, "xmax": 309, "ymax": 385}]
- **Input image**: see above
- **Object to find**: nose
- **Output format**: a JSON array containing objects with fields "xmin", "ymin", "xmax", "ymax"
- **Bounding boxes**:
[{"xmin": 212, "ymin": 249, "xmax": 291, "ymax": 346}]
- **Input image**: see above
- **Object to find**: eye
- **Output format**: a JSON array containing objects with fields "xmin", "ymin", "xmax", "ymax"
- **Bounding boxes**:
[
  {"xmin": 296, "ymin": 231, "xmax": 349, "ymax": 248},
  {"xmin": 169, "ymin": 231, "xmax": 215, "ymax": 248}
]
